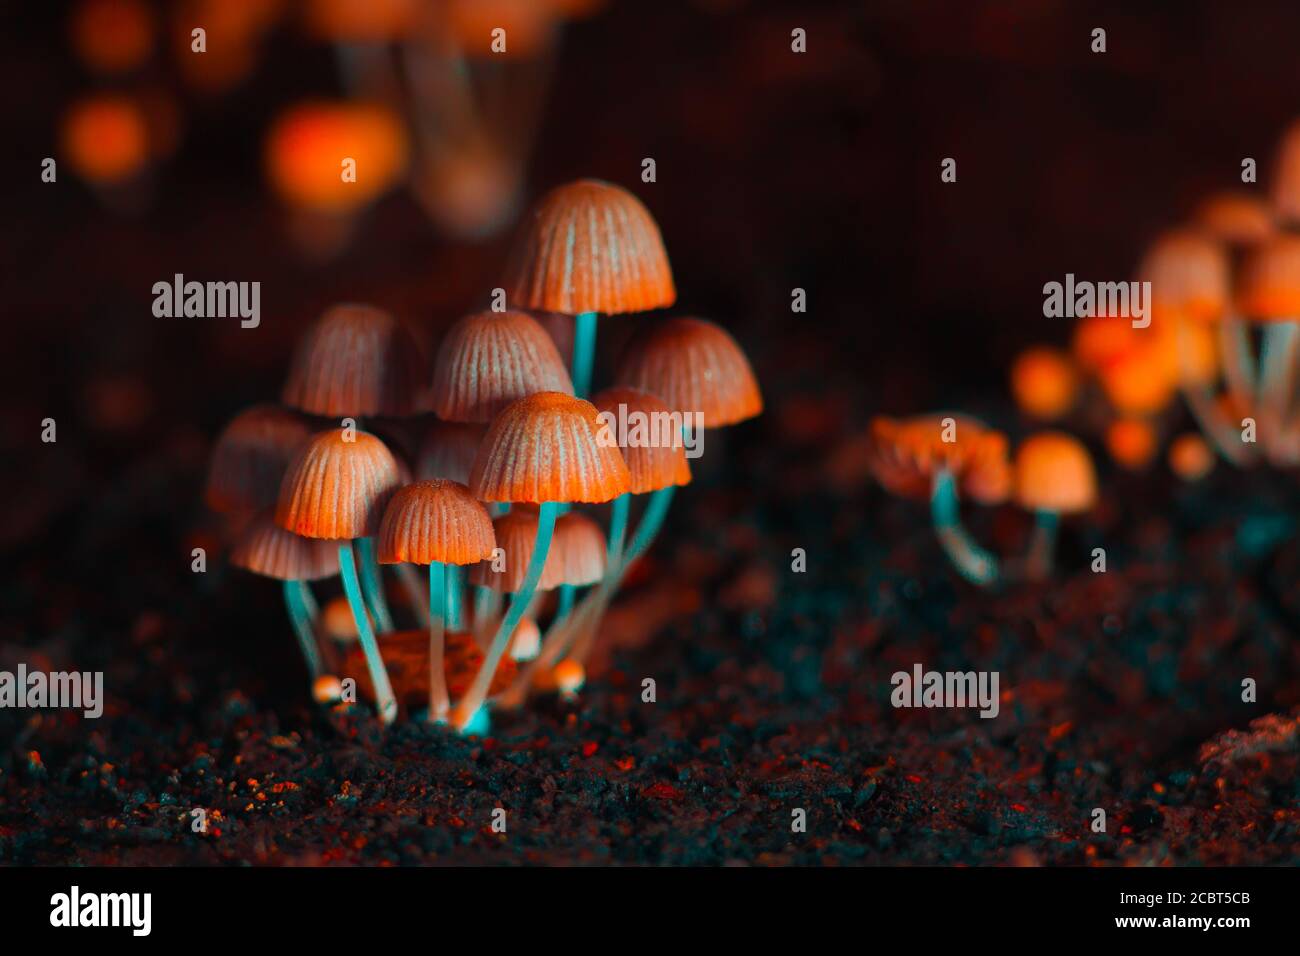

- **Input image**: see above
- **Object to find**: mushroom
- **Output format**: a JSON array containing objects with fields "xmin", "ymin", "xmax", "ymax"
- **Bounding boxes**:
[
  {"xmin": 503, "ymin": 180, "xmax": 676, "ymax": 397},
  {"xmin": 1013, "ymin": 432, "xmax": 1098, "ymax": 581},
  {"xmin": 1009, "ymin": 347, "xmax": 1079, "ymax": 421},
  {"xmin": 1194, "ymin": 192, "xmax": 1275, "ymax": 250},
  {"xmin": 230, "ymin": 512, "xmax": 340, "ymax": 688},
  {"xmin": 377, "ymin": 480, "xmax": 495, "ymax": 721},
  {"xmin": 452, "ymin": 392, "xmax": 630, "ymax": 731},
  {"xmin": 282, "ymin": 303, "xmax": 426, "ymax": 630},
  {"xmin": 1235, "ymin": 233, "xmax": 1300, "ymax": 461},
  {"xmin": 1271, "ymin": 119, "xmax": 1300, "ymax": 228},
  {"xmin": 868, "ymin": 414, "xmax": 1010, "ymax": 587},
  {"xmin": 205, "ymin": 404, "xmax": 311, "ymax": 518},
  {"xmin": 276, "ymin": 428, "xmax": 404, "ymax": 723},
  {"xmin": 428, "ymin": 309, "xmax": 572, "ymax": 423}
]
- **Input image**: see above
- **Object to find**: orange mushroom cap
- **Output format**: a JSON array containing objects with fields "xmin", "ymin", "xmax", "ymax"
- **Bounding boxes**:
[
  {"xmin": 867, "ymin": 414, "xmax": 1012, "ymax": 506},
  {"xmin": 503, "ymin": 179, "xmax": 676, "ymax": 315},
  {"xmin": 206, "ymin": 404, "xmax": 311, "ymax": 514},
  {"xmin": 1195, "ymin": 191, "xmax": 1274, "ymax": 248},
  {"xmin": 590, "ymin": 387, "xmax": 692, "ymax": 494},
  {"xmin": 550, "ymin": 510, "xmax": 608, "ymax": 587},
  {"xmin": 1072, "ymin": 313, "xmax": 1137, "ymax": 374},
  {"xmin": 231, "ymin": 511, "xmax": 340, "ymax": 581},
  {"xmin": 1138, "ymin": 229, "xmax": 1230, "ymax": 323},
  {"xmin": 282, "ymin": 303, "xmax": 425, "ymax": 418},
  {"xmin": 1271, "ymin": 119, "xmax": 1300, "ymax": 226},
  {"xmin": 275, "ymin": 429, "xmax": 404, "ymax": 540},
  {"xmin": 428, "ymin": 310, "xmax": 573, "ymax": 423},
  {"xmin": 469, "ymin": 392, "xmax": 631, "ymax": 504},
  {"xmin": 615, "ymin": 317, "xmax": 762, "ymax": 428},
  {"xmin": 377, "ymin": 479, "xmax": 495, "ymax": 566},
  {"xmin": 1009, "ymin": 347, "xmax": 1079, "ymax": 421},
  {"xmin": 70, "ymin": 0, "xmax": 156, "ymax": 74},
  {"xmin": 1098, "ymin": 346, "xmax": 1177, "ymax": 416},
  {"xmin": 1235, "ymin": 233, "xmax": 1300, "ymax": 320},
  {"xmin": 1105, "ymin": 418, "xmax": 1158, "ymax": 471},
  {"xmin": 264, "ymin": 101, "xmax": 409, "ymax": 213},
  {"xmin": 1168, "ymin": 432, "xmax": 1214, "ymax": 482},
  {"xmin": 470, "ymin": 507, "xmax": 563, "ymax": 592},
  {"xmin": 416, "ymin": 420, "xmax": 487, "ymax": 485},
  {"xmin": 1013, "ymin": 432, "xmax": 1097, "ymax": 515},
  {"xmin": 61, "ymin": 94, "xmax": 150, "ymax": 185}
]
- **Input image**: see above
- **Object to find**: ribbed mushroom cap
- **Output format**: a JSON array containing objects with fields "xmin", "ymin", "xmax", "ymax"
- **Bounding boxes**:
[
  {"xmin": 231, "ymin": 512, "xmax": 340, "ymax": 581},
  {"xmin": 416, "ymin": 420, "xmax": 487, "ymax": 484},
  {"xmin": 590, "ymin": 386, "xmax": 692, "ymax": 494},
  {"xmin": 206, "ymin": 404, "xmax": 311, "ymax": 514},
  {"xmin": 428, "ymin": 310, "xmax": 572, "ymax": 423},
  {"xmin": 1271, "ymin": 120, "xmax": 1300, "ymax": 226},
  {"xmin": 1195, "ymin": 192, "xmax": 1274, "ymax": 248},
  {"xmin": 376, "ymin": 479, "xmax": 495, "ymax": 566},
  {"xmin": 282, "ymin": 303, "xmax": 425, "ymax": 417},
  {"xmin": 275, "ymin": 429, "xmax": 404, "ymax": 540},
  {"xmin": 503, "ymin": 179, "xmax": 676, "ymax": 315},
  {"xmin": 867, "ymin": 414, "xmax": 1012, "ymax": 506},
  {"xmin": 1236, "ymin": 233, "xmax": 1300, "ymax": 320},
  {"xmin": 470, "ymin": 507, "xmax": 563, "ymax": 592},
  {"xmin": 1013, "ymin": 432, "xmax": 1097, "ymax": 515},
  {"xmin": 615, "ymin": 317, "xmax": 762, "ymax": 428},
  {"xmin": 550, "ymin": 510, "xmax": 607, "ymax": 586},
  {"xmin": 470, "ymin": 392, "xmax": 630, "ymax": 504},
  {"xmin": 1138, "ymin": 229, "xmax": 1230, "ymax": 323}
]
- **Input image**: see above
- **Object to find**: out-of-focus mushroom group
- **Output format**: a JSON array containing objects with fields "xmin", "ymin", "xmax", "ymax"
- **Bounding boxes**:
[{"xmin": 206, "ymin": 178, "xmax": 761, "ymax": 731}]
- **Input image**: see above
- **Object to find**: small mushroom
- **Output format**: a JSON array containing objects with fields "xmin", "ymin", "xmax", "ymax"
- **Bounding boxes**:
[
  {"xmin": 205, "ymin": 404, "xmax": 311, "ymax": 517},
  {"xmin": 1009, "ymin": 347, "xmax": 1079, "ymax": 421},
  {"xmin": 1235, "ymin": 233, "xmax": 1300, "ymax": 460},
  {"xmin": 504, "ymin": 179, "xmax": 676, "ymax": 397},
  {"xmin": 377, "ymin": 479, "xmax": 495, "ymax": 722},
  {"xmin": 276, "ymin": 428, "xmax": 404, "ymax": 723},
  {"xmin": 1013, "ymin": 432, "xmax": 1098, "ymax": 581},
  {"xmin": 1104, "ymin": 417, "xmax": 1157, "ymax": 472}
]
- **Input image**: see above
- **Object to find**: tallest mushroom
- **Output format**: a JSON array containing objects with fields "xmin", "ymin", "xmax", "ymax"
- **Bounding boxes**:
[{"xmin": 502, "ymin": 179, "xmax": 676, "ymax": 398}]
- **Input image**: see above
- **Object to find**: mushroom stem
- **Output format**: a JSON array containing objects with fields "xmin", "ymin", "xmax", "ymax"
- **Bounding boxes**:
[
  {"xmin": 553, "ymin": 584, "xmax": 576, "ymax": 627},
  {"xmin": 472, "ymin": 585, "xmax": 501, "ymax": 645},
  {"xmin": 427, "ymin": 560, "xmax": 448, "ymax": 722},
  {"xmin": 339, "ymin": 543, "xmax": 397, "ymax": 724},
  {"xmin": 1219, "ymin": 310, "xmax": 1257, "ymax": 422},
  {"xmin": 445, "ymin": 563, "xmax": 464, "ymax": 631},
  {"xmin": 451, "ymin": 500, "xmax": 558, "ymax": 731},
  {"xmin": 282, "ymin": 579, "xmax": 324, "ymax": 683},
  {"xmin": 356, "ymin": 537, "xmax": 394, "ymax": 633},
  {"xmin": 607, "ymin": 492, "xmax": 630, "ymax": 567},
  {"xmin": 1257, "ymin": 322, "xmax": 1299, "ymax": 460},
  {"xmin": 572, "ymin": 311, "xmax": 598, "ymax": 399},
  {"xmin": 1176, "ymin": 320, "xmax": 1248, "ymax": 466},
  {"xmin": 929, "ymin": 470, "xmax": 999, "ymax": 586},
  {"xmin": 1024, "ymin": 510, "xmax": 1059, "ymax": 581}
]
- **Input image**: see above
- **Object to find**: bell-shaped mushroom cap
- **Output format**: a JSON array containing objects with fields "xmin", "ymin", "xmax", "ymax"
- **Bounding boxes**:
[
  {"xmin": 1272, "ymin": 119, "xmax": 1300, "ymax": 226},
  {"xmin": 1236, "ymin": 233, "xmax": 1300, "ymax": 320},
  {"xmin": 503, "ymin": 179, "xmax": 676, "ymax": 315},
  {"xmin": 1195, "ymin": 191, "xmax": 1274, "ymax": 248},
  {"xmin": 206, "ymin": 404, "xmax": 311, "ymax": 514},
  {"xmin": 282, "ymin": 303, "xmax": 425, "ymax": 417},
  {"xmin": 470, "ymin": 392, "xmax": 631, "ymax": 504},
  {"xmin": 1138, "ymin": 229, "xmax": 1229, "ymax": 322},
  {"xmin": 590, "ymin": 386, "xmax": 692, "ymax": 494},
  {"xmin": 615, "ymin": 317, "xmax": 763, "ymax": 428},
  {"xmin": 276, "ymin": 428, "xmax": 403, "ymax": 540},
  {"xmin": 231, "ymin": 512, "xmax": 340, "ymax": 581},
  {"xmin": 416, "ymin": 420, "xmax": 487, "ymax": 484},
  {"xmin": 264, "ymin": 101, "xmax": 409, "ymax": 213},
  {"xmin": 428, "ymin": 310, "xmax": 573, "ymax": 423},
  {"xmin": 867, "ymin": 414, "xmax": 1012, "ymax": 506},
  {"xmin": 376, "ymin": 479, "xmax": 496, "ymax": 566},
  {"xmin": 550, "ymin": 510, "xmax": 607, "ymax": 586},
  {"xmin": 1013, "ymin": 432, "xmax": 1097, "ymax": 515},
  {"xmin": 470, "ymin": 507, "xmax": 563, "ymax": 592}
]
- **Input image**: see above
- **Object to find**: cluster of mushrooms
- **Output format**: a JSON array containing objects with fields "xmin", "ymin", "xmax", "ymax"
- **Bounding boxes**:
[
  {"xmin": 205, "ymin": 179, "xmax": 761, "ymax": 731},
  {"xmin": 868, "ymin": 119, "xmax": 1300, "ymax": 587}
]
